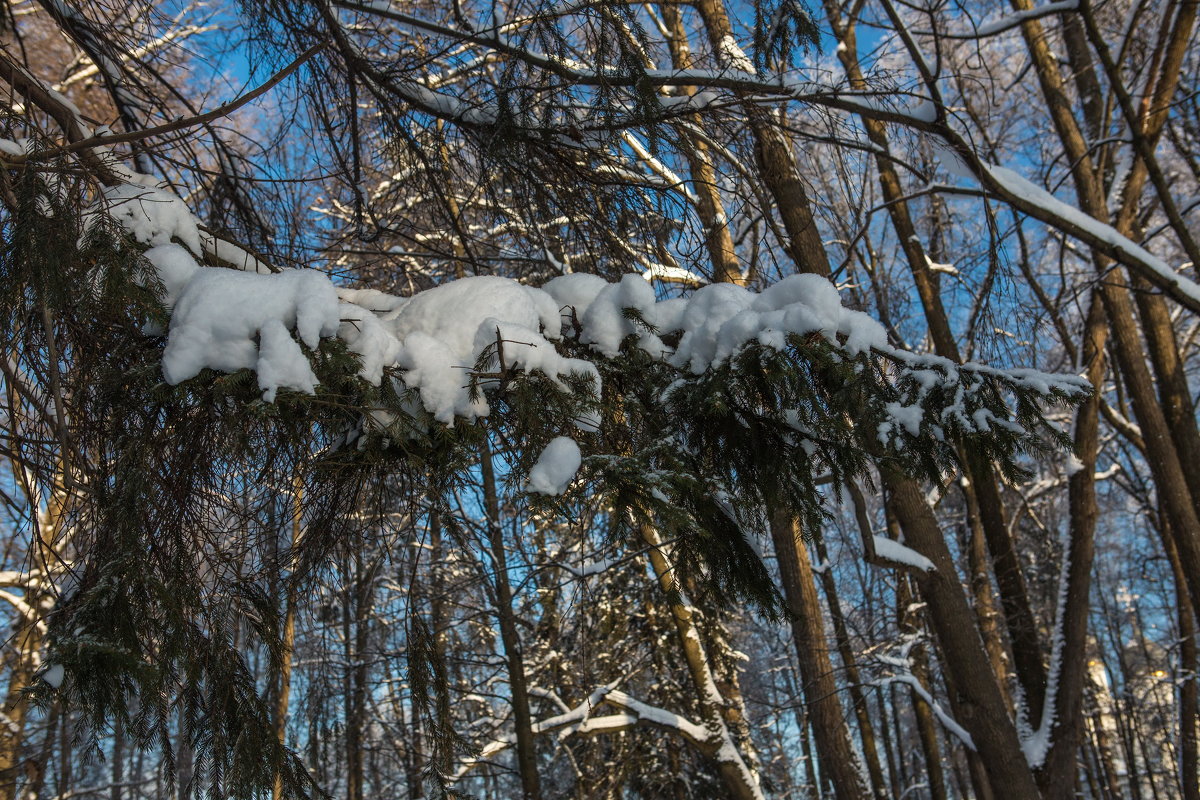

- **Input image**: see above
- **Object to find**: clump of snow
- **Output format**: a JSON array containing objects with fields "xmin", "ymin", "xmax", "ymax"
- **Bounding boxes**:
[
  {"xmin": 338, "ymin": 303, "xmax": 402, "ymax": 385},
  {"xmin": 542, "ymin": 273, "xmax": 610, "ymax": 325},
  {"xmin": 143, "ymin": 244, "xmax": 200, "ymax": 308},
  {"xmin": 885, "ymin": 401, "xmax": 924, "ymax": 436},
  {"xmin": 579, "ymin": 274, "xmax": 671, "ymax": 358},
  {"xmin": 389, "ymin": 276, "xmax": 559, "ymax": 349},
  {"xmin": 381, "ymin": 276, "xmax": 596, "ymax": 423},
  {"xmin": 163, "ymin": 269, "xmax": 341, "ymax": 401},
  {"xmin": 671, "ymin": 283, "xmax": 755, "ymax": 372},
  {"xmin": 41, "ymin": 663, "xmax": 65, "ymax": 689},
  {"xmin": 100, "ymin": 183, "xmax": 202, "ymax": 255},
  {"xmin": 670, "ymin": 273, "xmax": 887, "ymax": 373},
  {"xmin": 337, "ymin": 286, "xmax": 409, "ymax": 314},
  {"xmin": 527, "ymin": 436, "xmax": 582, "ymax": 496},
  {"xmin": 474, "ymin": 320, "xmax": 599, "ymax": 391}
]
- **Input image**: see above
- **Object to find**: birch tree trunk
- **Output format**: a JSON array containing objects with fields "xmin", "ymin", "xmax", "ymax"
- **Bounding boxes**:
[{"xmin": 638, "ymin": 522, "xmax": 765, "ymax": 800}]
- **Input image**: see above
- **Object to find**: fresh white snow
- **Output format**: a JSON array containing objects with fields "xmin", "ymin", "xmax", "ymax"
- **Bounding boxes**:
[
  {"xmin": 527, "ymin": 436, "xmax": 582, "ymax": 496},
  {"xmin": 872, "ymin": 536, "xmax": 935, "ymax": 572}
]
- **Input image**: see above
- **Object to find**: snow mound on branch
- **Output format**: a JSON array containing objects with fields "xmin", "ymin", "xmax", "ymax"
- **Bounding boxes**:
[
  {"xmin": 383, "ymin": 276, "xmax": 598, "ymax": 423},
  {"xmin": 336, "ymin": 286, "xmax": 408, "ymax": 314},
  {"xmin": 872, "ymin": 536, "xmax": 934, "ymax": 571},
  {"xmin": 339, "ymin": 302, "xmax": 402, "ymax": 386},
  {"xmin": 578, "ymin": 274, "xmax": 675, "ymax": 358},
  {"xmin": 163, "ymin": 269, "xmax": 341, "ymax": 402},
  {"xmin": 143, "ymin": 244, "xmax": 200, "ymax": 308},
  {"xmin": 542, "ymin": 273, "xmax": 609, "ymax": 324},
  {"xmin": 671, "ymin": 273, "xmax": 888, "ymax": 373},
  {"xmin": 527, "ymin": 436, "xmax": 582, "ymax": 495},
  {"xmin": 40, "ymin": 663, "xmax": 65, "ymax": 689},
  {"xmin": 101, "ymin": 183, "xmax": 203, "ymax": 255}
]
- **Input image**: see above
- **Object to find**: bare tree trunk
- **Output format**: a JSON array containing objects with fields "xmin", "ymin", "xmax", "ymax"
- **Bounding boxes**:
[
  {"xmin": 1037, "ymin": 293, "xmax": 1106, "ymax": 795},
  {"xmin": 343, "ymin": 572, "xmax": 362, "ymax": 800},
  {"xmin": 690, "ymin": 0, "xmax": 831, "ymax": 276},
  {"xmin": 894, "ymin": 574, "xmax": 948, "ymax": 800},
  {"xmin": 22, "ymin": 701, "xmax": 55, "ymax": 800},
  {"xmin": 961, "ymin": 483, "xmax": 1013, "ymax": 710},
  {"xmin": 0, "ymin": 611, "xmax": 42, "ymax": 800},
  {"xmin": 638, "ymin": 521, "xmax": 765, "ymax": 800},
  {"xmin": 479, "ymin": 439, "xmax": 543, "ymax": 800},
  {"xmin": 882, "ymin": 473, "xmax": 1040, "ymax": 797},
  {"xmin": 111, "ymin": 715, "xmax": 125, "ymax": 800},
  {"xmin": 175, "ymin": 706, "xmax": 192, "ymax": 800},
  {"xmin": 768, "ymin": 510, "xmax": 869, "ymax": 800},
  {"xmin": 660, "ymin": 4, "xmax": 741, "ymax": 285},
  {"xmin": 0, "ymin": 481, "xmax": 68, "ymax": 800},
  {"xmin": 273, "ymin": 478, "xmax": 302, "ymax": 800},
  {"xmin": 1164, "ymin": 521, "xmax": 1199, "ymax": 800},
  {"xmin": 811, "ymin": 532, "xmax": 890, "ymax": 799},
  {"xmin": 874, "ymin": 687, "xmax": 900, "ymax": 796},
  {"xmin": 800, "ymin": 714, "xmax": 820, "ymax": 800}
]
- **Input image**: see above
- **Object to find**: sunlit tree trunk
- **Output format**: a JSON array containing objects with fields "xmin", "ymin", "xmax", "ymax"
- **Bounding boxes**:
[
  {"xmin": 883, "ymin": 472, "xmax": 1040, "ymax": 797},
  {"xmin": 272, "ymin": 477, "xmax": 303, "ymax": 800},
  {"xmin": 638, "ymin": 521, "xmax": 765, "ymax": 800},
  {"xmin": 768, "ymin": 510, "xmax": 869, "ymax": 800},
  {"xmin": 811, "ymin": 532, "xmax": 890, "ymax": 799}
]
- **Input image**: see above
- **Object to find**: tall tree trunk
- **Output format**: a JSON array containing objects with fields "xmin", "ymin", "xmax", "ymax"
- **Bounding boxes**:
[
  {"xmin": 882, "ymin": 472, "xmax": 1040, "ymax": 797},
  {"xmin": 0, "ymin": 609, "xmax": 42, "ymax": 800},
  {"xmin": 1164, "ymin": 519, "xmax": 1199, "ymax": 800},
  {"xmin": 660, "ymin": 4, "xmax": 741, "ymax": 285},
  {"xmin": 175, "ymin": 706, "xmax": 192, "ymax": 800},
  {"xmin": 768, "ymin": 510, "xmax": 869, "ymax": 800},
  {"xmin": 961, "ymin": 483, "xmax": 1014, "ymax": 710},
  {"xmin": 638, "ymin": 521, "xmax": 765, "ymax": 800},
  {"xmin": 690, "ymin": 0, "xmax": 831, "ymax": 275},
  {"xmin": 874, "ymin": 687, "xmax": 900, "ymax": 796},
  {"xmin": 662, "ymin": 52, "xmax": 862, "ymax": 792},
  {"xmin": 343, "ymin": 547, "xmax": 378, "ymax": 800},
  {"xmin": 111, "ymin": 715, "xmax": 125, "ymax": 800},
  {"xmin": 811, "ymin": 532, "xmax": 890, "ymax": 799},
  {"xmin": 894, "ymin": 574, "xmax": 948, "ymax": 800},
  {"xmin": 1037, "ymin": 292, "xmax": 1106, "ymax": 795},
  {"xmin": 273, "ymin": 478, "xmax": 303, "ymax": 800},
  {"xmin": 0, "ymin": 481, "xmax": 68, "ymax": 800},
  {"xmin": 479, "ymin": 439, "xmax": 543, "ymax": 800}
]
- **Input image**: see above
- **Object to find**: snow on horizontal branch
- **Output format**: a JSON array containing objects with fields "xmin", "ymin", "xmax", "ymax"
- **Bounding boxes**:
[
  {"xmin": 871, "ymin": 536, "xmax": 935, "ymax": 572},
  {"xmin": 92, "ymin": 175, "xmax": 1088, "ymax": 446}
]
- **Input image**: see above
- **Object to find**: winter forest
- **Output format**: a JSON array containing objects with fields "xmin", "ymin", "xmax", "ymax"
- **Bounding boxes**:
[{"xmin": 0, "ymin": 0, "xmax": 1197, "ymax": 798}]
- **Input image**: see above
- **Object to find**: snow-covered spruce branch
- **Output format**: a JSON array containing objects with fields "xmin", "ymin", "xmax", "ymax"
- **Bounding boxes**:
[{"xmin": 38, "ymin": 162, "xmax": 1088, "ymax": 478}]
